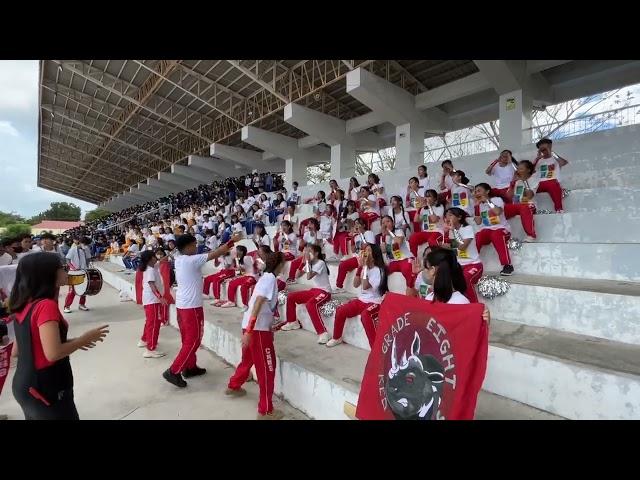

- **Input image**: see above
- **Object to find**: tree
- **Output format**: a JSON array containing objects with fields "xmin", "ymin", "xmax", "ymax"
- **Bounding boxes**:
[
  {"xmin": 0, "ymin": 211, "xmax": 26, "ymax": 227},
  {"xmin": 85, "ymin": 208, "xmax": 111, "ymax": 223},
  {"xmin": 2, "ymin": 223, "xmax": 32, "ymax": 238},
  {"xmin": 30, "ymin": 202, "xmax": 82, "ymax": 222}
]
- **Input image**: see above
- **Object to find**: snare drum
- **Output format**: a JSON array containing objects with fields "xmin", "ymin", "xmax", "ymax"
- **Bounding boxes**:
[{"xmin": 68, "ymin": 269, "xmax": 103, "ymax": 296}]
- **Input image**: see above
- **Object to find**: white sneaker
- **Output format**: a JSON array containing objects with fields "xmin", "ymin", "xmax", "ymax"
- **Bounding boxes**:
[
  {"xmin": 63, "ymin": 307, "xmax": 72, "ymax": 314},
  {"xmin": 79, "ymin": 305, "xmax": 90, "ymax": 311},
  {"xmin": 333, "ymin": 287, "xmax": 345, "ymax": 294},
  {"xmin": 317, "ymin": 332, "xmax": 331, "ymax": 344},
  {"xmin": 280, "ymin": 321, "xmax": 301, "ymax": 331},
  {"xmin": 137, "ymin": 340, "xmax": 147, "ymax": 348},
  {"xmin": 524, "ymin": 236, "xmax": 537, "ymax": 242},
  {"xmin": 326, "ymin": 338, "xmax": 343, "ymax": 348},
  {"xmin": 143, "ymin": 349, "xmax": 166, "ymax": 358}
]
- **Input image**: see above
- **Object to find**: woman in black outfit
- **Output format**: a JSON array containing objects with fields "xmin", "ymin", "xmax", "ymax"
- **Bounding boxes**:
[{"xmin": 9, "ymin": 253, "xmax": 109, "ymax": 420}]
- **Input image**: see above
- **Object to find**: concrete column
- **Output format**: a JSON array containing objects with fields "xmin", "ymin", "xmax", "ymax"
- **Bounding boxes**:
[
  {"xmin": 395, "ymin": 122, "xmax": 426, "ymax": 169},
  {"xmin": 499, "ymin": 89, "xmax": 532, "ymax": 150},
  {"xmin": 286, "ymin": 158, "xmax": 308, "ymax": 191},
  {"xmin": 330, "ymin": 144, "xmax": 355, "ymax": 179}
]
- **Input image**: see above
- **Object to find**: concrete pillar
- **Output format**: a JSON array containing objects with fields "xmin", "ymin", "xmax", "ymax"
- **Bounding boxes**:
[
  {"xmin": 395, "ymin": 122, "xmax": 426, "ymax": 169},
  {"xmin": 499, "ymin": 89, "xmax": 532, "ymax": 150},
  {"xmin": 330, "ymin": 144, "xmax": 355, "ymax": 179},
  {"xmin": 285, "ymin": 158, "xmax": 308, "ymax": 191}
]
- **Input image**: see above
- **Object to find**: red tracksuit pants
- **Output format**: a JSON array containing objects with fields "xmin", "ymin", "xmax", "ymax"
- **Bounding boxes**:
[
  {"xmin": 332, "ymin": 299, "xmax": 381, "ymax": 348},
  {"xmin": 227, "ymin": 276, "xmax": 257, "ymax": 305},
  {"xmin": 475, "ymin": 228, "xmax": 511, "ymax": 266},
  {"xmin": 491, "ymin": 187, "xmax": 513, "ymax": 204},
  {"xmin": 336, "ymin": 256, "xmax": 359, "ymax": 289},
  {"xmin": 285, "ymin": 288, "xmax": 331, "ymax": 334},
  {"xmin": 170, "ymin": 307, "xmax": 204, "ymax": 374},
  {"xmin": 461, "ymin": 263, "xmax": 483, "ymax": 303},
  {"xmin": 203, "ymin": 269, "xmax": 235, "ymax": 299},
  {"xmin": 288, "ymin": 255, "xmax": 306, "ymax": 281},
  {"xmin": 409, "ymin": 231, "xmax": 443, "ymax": 257},
  {"xmin": 388, "ymin": 258, "xmax": 417, "ymax": 288},
  {"xmin": 504, "ymin": 203, "xmax": 537, "ymax": 238},
  {"xmin": 141, "ymin": 303, "xmax": 163, "ymax": 350},
  {"xmin": 536, "ymin": 179, "xmax": 563, "ymax": 211},
  {"xmin": 64, "ymin": 286, "xmax": 86, "ymax": 308},
  {"xmin": 228, "ymin": 329, "xmax": 276, "ymax": 415},
  {"xmin": 333, "ymin": 231, "xmax": 350, "ymax": 255}
]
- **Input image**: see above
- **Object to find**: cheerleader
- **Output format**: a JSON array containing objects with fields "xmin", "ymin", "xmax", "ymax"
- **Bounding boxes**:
[
  {"xmin": 444, "ymin": 207, "xmax": 483, "ymax": 303},
  {"xmin": 334, "ymin": 218, "xmax": 376, "ymax": 291},
  {"xmin": 281, "ymin": 244, "xmax": 332, "ymax": 344},
  {"xmin": 473, "ymin": 183, "xmax": 514, "ymax": 276},
  {"xmin": 348, "ymin": 177, "xmax": 361, "ymax": 202},
  {"xmin": 138, "ymin": 250, "xmax": 168, "ymax": 358},
  {"xmin": 408, "ymin": 189, "xmax": 445, "ymax": 257},
  {"xmin": 205, "ymin": 246, "xmax": 236, "ymax": 304},
  {"xmin": 379, "ymin": 215, "xmax": 416, "ymax": 289},
  {"xmin": 485, "ymin": 149, "xmax": 518, "ymax": 203},
  {"xmin": 449, "ymin": 170, "xmax": 475, "ymax": 217},
  {"xmin": 438, "ymin": 159, "xmax": 456, "ymax": 204},
  {"xmin": 287, "ymin": 218, "xmax": 320, "ymax": 282},
  {"xmin": 219, "ymin": 245, "xmax": 258, "ymax": 310},
  {"xmin": 533, "ymin": 138, "xmax": 569, "ymax": 213},
  {"xmin": 225, "ymin": 251, "xmax": 287, "ymax": 420},
  {"xmin": 333, "ymin": 200, "xmax": 359, "ymax": 257},
  {"xmin": 367, "ymin": 173, "xmax": 387, "ymax": 209},
  {"xmin": 327, "ymin": 243, "xmax": 388, "ymax": 348},
  {"xmin": 505, "ymin": 160, "xmax": 538, "ymax": 242},
  {"xmin": 358, "ymin": 185, "xmax": 381, "ymax": 230}
]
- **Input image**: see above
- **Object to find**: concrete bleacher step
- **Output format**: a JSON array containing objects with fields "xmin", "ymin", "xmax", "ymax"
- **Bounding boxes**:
[
  {"xmin": 483, "ymin": 273, "xmax": 640, "ymax": 346},
  {"xmin": 95, "ymin": 261, "xmax": 561, "ymax": 420},
  {"xmin": 535, "ymin": 186, "xmax": 639, "ymax": 213},
  {"xmin": 481, "ymin": 242, "xmax": 640, "ymax": 282}
]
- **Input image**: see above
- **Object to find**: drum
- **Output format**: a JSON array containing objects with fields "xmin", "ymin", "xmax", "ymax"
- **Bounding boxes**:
[{"xmin": 68, "ymin": 269, "xmax": 103, "ymax": 296}]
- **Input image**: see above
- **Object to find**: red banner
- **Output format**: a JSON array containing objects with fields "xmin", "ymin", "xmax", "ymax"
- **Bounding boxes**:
[
  {"xmin": 0, "ymin": 342, "xmax": 13, "ymax": 397},
  {"xmin": 356, "ymin": 293, "xmax": 488, "ymax": 420}
]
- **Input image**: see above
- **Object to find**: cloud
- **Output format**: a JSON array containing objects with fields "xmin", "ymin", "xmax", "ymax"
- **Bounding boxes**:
[{"xmin": 0, "ymin": 121, "xmax": 19, "ymax": 137}]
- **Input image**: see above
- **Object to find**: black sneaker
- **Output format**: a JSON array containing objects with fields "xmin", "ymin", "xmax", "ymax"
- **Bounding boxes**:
[
  {"xmin": 500, "ymin": 265, "xmax": 514, "ymax": 276},
  {"xmin": 163, "ymin": 369, "xmax": 187, "ymax": 388},
  {"xmin": 182, "ymin": 366, "xmax": 207, "ymax": 378}
]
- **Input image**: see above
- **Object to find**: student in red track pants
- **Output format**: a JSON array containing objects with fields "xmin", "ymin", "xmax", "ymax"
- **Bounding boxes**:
[
  {"xmin": 533, "ymin": 137, "xmax": 569, "ymax": 212},
  {"xmin": 409, "ymin": 189, "xmax": 445, "ymax": 257},
  {"xmin": 485, "ymin": 149, "xmax": 518, "ymax": 204},
  {"xmin": 334, "ymin": 219, "xmax": 375, "ymax": 291},
  {"xmin": 379, "ymin": 215, "xmax": 417, "ymax": 289},
  {"xmin": 287, "ymin": 218, "xmax": 320, "ymax": 281},
  {"xmin": 162, "ymin": 234, "xmax": 235, "ymax": 388},
  {"xmin": 358, "ymin": 185, "xmax": 381, "ymax": 231},
  {"xmin": 219, "ymin": 245, "xmax": 257, "ymax": 309},
  {"xmin": 473, "ymin": 183, "xmax": 514, "ymax": 277},
  {"xmin": 225, "ymin": 252, "xmax": 287, "ymax": 420},
  {"xmin": 405, "ymin": 176, "xmax": 426, "ymax": 230},
  {"xmin": 438, "ymin": 159, "xmax": 455, "ymax": 205},
  {"xmin": 205, "ymin": 250, "xmax": 236, "ymax": 305},
  {"xmin": 327, "ymin": 244, "xmax": 388, "ymax": 349},
  {"xmin": 505, "ymin": 160, "xmax": 539, "ymax": 242},
  {"xmin": 333, "ymin": 200, "xmax": 359, "ymax": 256},
  {"xmin": 281, "ymin": 244, "xmax": 332, "ymax": 344},
  {"xmin": 137, "ymin": 250, "xmax": 168, "ymax": 358}
]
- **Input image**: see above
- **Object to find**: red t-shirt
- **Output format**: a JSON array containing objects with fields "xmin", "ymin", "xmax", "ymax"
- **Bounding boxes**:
[{"xmin": 14, "ymin": 299, "xmax": 68, "ymax": 370}]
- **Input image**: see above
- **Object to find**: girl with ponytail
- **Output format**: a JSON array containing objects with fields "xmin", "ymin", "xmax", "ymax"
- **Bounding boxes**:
[
  {"xmin": 485, "ymin": 149, "xmax": 518, "ymax": 204},
  {"xmin": 411, "ymin": 247, "xmax": 468, "ymax": 304}
]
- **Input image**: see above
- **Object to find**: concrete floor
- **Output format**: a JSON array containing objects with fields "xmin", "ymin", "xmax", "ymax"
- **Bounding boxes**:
[{"xmin": 0, "ymin": 285, "xmax": 307, "ymax": 420}]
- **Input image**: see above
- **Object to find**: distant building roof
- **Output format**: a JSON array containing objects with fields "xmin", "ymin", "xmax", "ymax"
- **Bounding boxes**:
[{"xmin": 32, "ymin": 220, "xmax": 83, "ymax": 230}]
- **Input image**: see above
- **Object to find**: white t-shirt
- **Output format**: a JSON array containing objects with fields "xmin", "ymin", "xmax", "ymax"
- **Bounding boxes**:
[
  {"xmin": 240, "ymin": 255, "xmax": 256, "ymax": 278},
  {"xmin": 418, "ymin": 205, "xmax": 445, "ymax": 234},
  {"xmin": 202, "ymin": 220, "xmax": 215, "ymax": 231},
  {"xmin": 174, "ymin": 254, "xmax": 208, "ymax": 309},
  {"xmin": 362, "ymin": 194, "xmax": 380, "ymax": 214},
  {"xmin": 418, "ymin": 176, "xmax": 430, "ymax": 195},
  {"xmin": 359, "ymin": 266, "xmax": 384, "ymax": 304},
  {"xmin": 450, "ymin": 225, "xmax": 481, "ymax": 266},
  {"xmin": 352, "ymin": 230, "xmax": 376, "ymax": 256},
  {"xmin": 425, "ymin": 291, "xmax": 470, "ymax": 304},
  {"xmin": 442, "ymin": 173, "xmax": 455, "ymax": 191},
  {"xmin": 310, "ymin": 260, "xmax": 331, "ymax": 292},
  {"xmin": 313, "ymin": 201, "xmax": 327, "ymax": 215},
  {"xmin": 142, "ymin": 267, "xmax": 161, "ymax": 306},
  {"xmin": 381, "ymin": 231, "xmax": 413, "ymax": 261},
  {"xmin": 349, "ymin": 188, "xmax": 360, "ymax": 202},
  {"xmin": 151, "ymin": 225, "xmax": 160, "ymax": 234},
  {"xmin": 206, "ymin": 236, "xmax": 219, "ymax": 251},
  {"xmin": 163, "ymin": 233, "xmax": 175, "ymax": 243},
  {"xmin": 303, "ymin": 231, "xmax": 318, "ymax": 246},
  {"xmin": 371, "ymin": 182, "xmax": 386, "ymax": 201},
  {"xmin": 536, "ymin": 156, "xmax": 562, "ymax": 182},
  {"xmin": 232, "ymin": 222, "xmax": 244, "ymax": 235},
  {"xmin": 280, "ymin": 232, "xmax": 298, "ymax": 255},
  {"xmin": 346, "ymin": 212, "xmax": 360, "ymax": 222},
  {"xmin": 477, "ymin": 197, "xmax": 510, "ymax": 231},
  {"xmin": 241, "ymin": 272, "xmax": 278, "ymax": 332},
  {"xmin": 393, "ymin": 210, "xmax": 410, "ymax": 231},
  {"xmin": 245, "ymin": 177, "xmax": 252, "ymax": 187},
  {"xmin": 450, "ymin": 185, "xmax": 474, "ymax": 216},
  {"xmin": 491, "ymin": 163, "xmax": 516, "ymax": 189},
  {"xmin": 512, "ymin": 177, "xmax": 540, "ymax": 207},
  {"xmin": 319, "ymin": 216, "xmax": 334, "ymax": 239}
]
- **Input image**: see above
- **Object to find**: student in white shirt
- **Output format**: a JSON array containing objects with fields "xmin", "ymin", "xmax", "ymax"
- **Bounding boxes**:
[
  {"xmin": 409, "ymin": 247, "xmax": 470, "ymax": 305},
  {"xmin": 335, "ymin": 218, "xmax": 375, "ymax": 291},
  {"xmin": 358, "ymin": 185, "xmax": 380, "ymax": 231},
  {"xmin": 287, "ymin": 181, "xmax": 301, "ymax": 207},
  {"xmin": 252, "ymin": 224, "xmax": 271, "ymax": 251},
  {"xmin": 299, "ymin": 190, "xmax": 327, "ymax": 237},
  {"xmin": 137, "ymin": 250, "xmax": 168, "ymax": 358},
  {"xmin": 63, "ymin": 237, "xmax": 92, "ymax": 313},
  {"xmin": 327, "ymin": 243, "xmax": 388, "ymax": 348},
  {"xmin": 333, "ymin": 200, "xmax": 359, "ymax": 257},
  {"xmin": 162, "ymin": 233, "xmax": 235, "ymax": 388},
  {"xmin": 405, "ymin": 176, "xmax": 426, "ymax": 226},
  {"xmin": 207, "ymin": 245, "xmax": 238, "ymax": 305},
  {"xmin": 417, "ymin": 164, "xmax": 431, "ymax": 195},
  {"xmin": 287, "ymin": 218, "xmax": 321, "ymax": 281},
  {"xmin": 439, "ymin": 159, "xmax": 456, "ymax": 204},
  {"xmin": 225, "ymin": 251, "xmax": 288, "ymax": 420},
  {"xmin": 379, "ymin": 215, "xmax": 416, "ymax": 289},
  {"xmin": 409, "ymin": 189, "xmax": 445, "ymax": 257},
  {"xmin": 318, "ymin": 204, "xmax": 336, "ymax": 244},
  {"xmin": 327, "ymin": 179, "xmax": 340, "ymax": 203},
  {"xmin": 218, "ymin": 245, "xmax": 258, "ymax": 310},
  {"xmin": 367, "ymin": 173, "xmax": 387, "ymax": 209},
  {"xmin": 450, "ymin": 170, "xmax": 475, "ymax": 217},
  {"xmin": 533, "ymin": 137, "xmax": 569, "ymax": 213},
  {"xmin": 485, "ymin": 149, "xmax": 518, "ymax": 204},
  {"xmin": 281, "ymin": 244, "xmax": 332, "ymax": 344},
  {"xmin": 348, "ymin": 177, "xmax": 361, "ymax": 202},
  {"xmin": 277, "ymin": 221, "xmax": 299, "ymax": 261},
  {"xmin": 473, "ymin": 183, "xmax": 514, "ymax": 276},
  {"xmin": 390, "ymin": 195, "xmax": 412, "ymax": 238},
  {"xmin": 444, "ymin": 207, "xmax": 484, "ymax": 303},
  {"xmin": 505, "ymin": 160, "xmax": 538, "ymax": 242}
]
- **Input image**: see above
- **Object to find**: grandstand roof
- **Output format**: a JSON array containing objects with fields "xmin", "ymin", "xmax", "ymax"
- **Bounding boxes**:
[
  {"xmin": 32, "ymin": 220, "xmax": 83, "ymax": 230},
  {"xmin": 37, "ymin": 60, "xmax": 640, "ymax": 206}
]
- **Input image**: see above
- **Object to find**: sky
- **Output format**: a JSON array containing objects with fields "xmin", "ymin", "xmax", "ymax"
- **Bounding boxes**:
[{"xmin": 0, "ymin": 60, "xmax": 95, "ymax": 219}]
